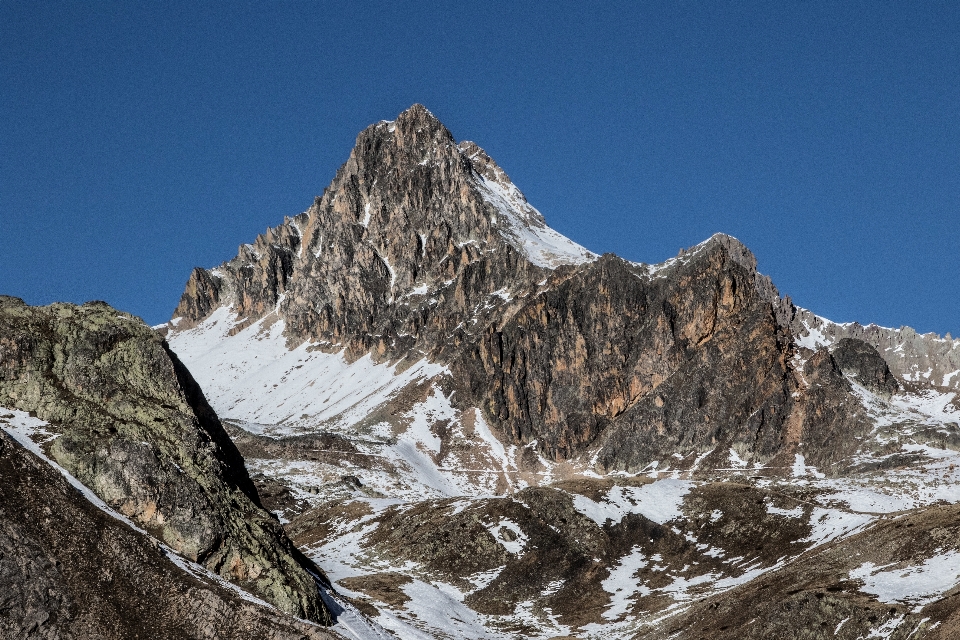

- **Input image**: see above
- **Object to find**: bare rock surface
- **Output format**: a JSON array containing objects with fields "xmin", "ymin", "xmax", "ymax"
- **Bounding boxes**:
[
  {"xmin": 0, "ymin": 296, "xmax": 329, "ymax": 623},
  {"xmin": 0, "ymin": 429, "xmax": 337, "ymax": 639},
  {"xmin": 150, "ymin": 105, "xmax": 960, "ymax": 639},
  {"xmin": 169, "ymin": 105, "xmax": 867, "ymax": 476}
]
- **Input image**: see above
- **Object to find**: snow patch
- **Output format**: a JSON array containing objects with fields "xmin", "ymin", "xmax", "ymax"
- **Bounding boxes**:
[
  {"xmin": 851, "ymin": 551, "xmax": 960, "ymax": 611},
  {"xmin": 571, "ymin": 479, "xmax": 692, "ymax": 526},
  {"xmin": 488, "ymin": 519, "xmax": 528, "ymax": 555},
  {"xmin": 167, "ymin": 307, "xmax": 449, "ymax": 436},
  {"xmin": 600, "ymin": 545, "xmax": 650, "ymax": 621},
  {"xmin": 474, "ymin": 175, "xmax": 595, "ymax": 269}
]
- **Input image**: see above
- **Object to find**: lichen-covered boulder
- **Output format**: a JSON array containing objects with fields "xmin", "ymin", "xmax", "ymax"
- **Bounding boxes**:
[{"xmin": 0, "ymin": 296, "xmax": 329, "ymax": 623}]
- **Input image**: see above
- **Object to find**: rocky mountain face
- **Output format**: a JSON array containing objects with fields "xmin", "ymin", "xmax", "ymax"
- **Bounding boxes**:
[
  {"xmin": 0, "ymin": 296, "xmax": 329, "ymax": 624},
  {"xmin": 792, "ymin": 306, "xmax": 960, "ymax": 393},
  {"xmin": 171, "ymin": 104, "xmax": 871, "ymax": 476},
  {"xmin": 7, "ymin": 104, "xmax": 959, "ymax": 639},
  {"xmin": 0, "ymin": 424, "xmax": 336, "ymax": 640},
  {"xmin": 161, "ymin": 105, "xmax": 960, "ymax": 639}
]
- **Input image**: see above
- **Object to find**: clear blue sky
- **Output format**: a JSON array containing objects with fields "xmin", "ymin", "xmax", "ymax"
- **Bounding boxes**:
[{"xmin": 3, "ymin": 1, "xmax": 959, "ymax": 335}]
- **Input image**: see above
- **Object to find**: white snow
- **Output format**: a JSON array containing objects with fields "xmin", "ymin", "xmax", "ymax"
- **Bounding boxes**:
[
  {"xmin": 473, "ymin": 175, "xmax": 595, "ymax": 269},
  {"xmin": 766, "ymin": 504, "xmax": 804, "ymax": 518},
  {"xmin": 488, "ymin": 520, "xmax": 528, "ymax": 555},
  {"xmin": 600, "ymin": 546, "xmax": 650, "ymax": 620},
  {"xmin": 319, "ymin": 586, "xmax": 395, "ymax": 640},
  {"xmin": 381, "ymin": 578, "xmax": 516, "ymax": 640},
  {"xmin": 571, "ymin": 479, "xmax": 692, "ymax": 526},
  {"xmin": 167, "ymin": 307, "xmax": 449, "ymax": 436},
  {"xmin": 802, "ymin": 507, "xmax": 874, "ymax": 547},
  {"xmin": 851, "ymin": 551, "xmax": 960, "ymax": 610},
  {"xmin": 169, "ymin": 306, "xmax": 533, "ymax": 502},
  {"xmin": 728, "ymin": 448, "xmax": 747, "ymax": 468},
  {"xmin": 794, "ymin": 317, "xmax": 833, "ymax": 351},
  {"xmin": 791, "ymin": 454, "xmax": 825, "ymax": 479}
]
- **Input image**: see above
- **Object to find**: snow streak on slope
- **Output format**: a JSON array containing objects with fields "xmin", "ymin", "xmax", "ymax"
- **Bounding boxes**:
[
  {"xmin": 164, "ymin": 304, "xmax": 960, "ymax": 639},
  {"xmin": 168, "ymin": 307, "xmax": 525, "ymax": 504},
  {"xmin": 0, "ymin": 408, "xmax": 278, "ymax": 610},
  {"xmin": 850, "ymin": 552, "xmax": 960, "ymax": 611},
  {"xmin": 473, "ymin": 173, "xmax": 596, "ymax": 269}
]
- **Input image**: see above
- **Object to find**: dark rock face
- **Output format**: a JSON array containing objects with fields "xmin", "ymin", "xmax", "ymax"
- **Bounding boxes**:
[
  {"xmin": 173, "ymin": 104, "xmax": 550, "ymax": 363},
  {"xmin": 0, "ymin": 430, "xmax": 336, "ymax": 640},
  {"xmin": 831, "ymin": 338, "xmax": 900, "ymax": 398},
  {"xmin": 0, "ymin": 296, "xmax": 329, "ymax": 622},
  {"xmin": 168, "ymin": 105, "xmax": 874, "ymax": 476},
  {"xmin": 460, "ymin": 241, "xmax": 806, "ymax": 468}
]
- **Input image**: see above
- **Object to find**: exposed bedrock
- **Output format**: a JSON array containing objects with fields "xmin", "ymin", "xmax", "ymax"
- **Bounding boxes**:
[
  {"xmin": 169, "ymin": 105, "xmax": 875, "ymax": 474},
  {"xmin": 0, "ymin": 296, "xmax": 329, "ymax": 623}
]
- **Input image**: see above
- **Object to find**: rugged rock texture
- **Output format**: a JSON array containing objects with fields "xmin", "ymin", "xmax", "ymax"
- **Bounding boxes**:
[
  {"xmin": 830, "ymin": 338, "xmax": 899, "ymax": 398},
  {"xmin": 634, "ymin": 501, "xmax": 960, "ymax": 640},
  {"xmin": 0, "ymin": 296, "xmax": 329, "ymax": 623},
  {"xmin": 0, "ymin": 429, "xmax": 336, "ymax": 640},
  {"xmin": 792, "ymin": 307, "xmax": 960, "ymax": 391},
  {"xmin": 457, "ymin": 239, "xmax": 864, "ymax": 471},
  {"xmin": 163, "ymin": 105, "xmax": 960, "ymax": 638},
  {"xmin": 172, "ymin": 103, "xmax": 560, "ymax": 360},
  {"xmin": 170, "ymin": 104, "xmax": 868, "ymax": 476}
]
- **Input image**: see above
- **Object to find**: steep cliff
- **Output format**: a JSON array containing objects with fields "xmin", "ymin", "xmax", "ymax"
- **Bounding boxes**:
[{"xmin": 162, "ymin": 105, "xmax": 960, "ymax": 639}]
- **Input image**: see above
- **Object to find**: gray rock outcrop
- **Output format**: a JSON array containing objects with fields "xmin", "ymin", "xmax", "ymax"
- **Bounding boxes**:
[{"xmin": 0, "ymin": 296, "xmax": 329, "ymax": 623}]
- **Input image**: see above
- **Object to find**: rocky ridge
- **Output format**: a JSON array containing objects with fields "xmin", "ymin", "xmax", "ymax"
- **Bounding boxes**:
[
  {"xmin": 170, "ymin": 104, "xmax": 869, "ymax": 476},
  {"xmin": 792, "ymin": 307, "xmax": 960, "ymax": 394},
  {"xmin": 0, "ymin": 418, "xmax": 337, "ymax": 640}
]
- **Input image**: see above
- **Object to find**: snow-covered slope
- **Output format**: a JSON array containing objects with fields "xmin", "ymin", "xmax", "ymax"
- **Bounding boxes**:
[{"xmin": 169, "ymin": 298, "xmax": 960, "ymax": 638}]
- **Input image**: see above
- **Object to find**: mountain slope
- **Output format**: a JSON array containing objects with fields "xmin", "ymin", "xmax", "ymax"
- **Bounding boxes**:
[
  {"xmin": 169, "ymin": 104, "xmax": 865, "ymax": 474},
  {"xmin": 164, "ymin": 105, "xmax": 960, "ymax": 639},
  {"xmin": 0, "ymin": 415, "xmax": 337, "ymax": 640}
]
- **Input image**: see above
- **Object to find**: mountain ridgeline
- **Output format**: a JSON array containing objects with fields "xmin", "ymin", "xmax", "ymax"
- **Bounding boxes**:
[
  {"xmin": 5, "ymin": 104, "xmax": 960, "ymax": 639},
  {"xmin": 170, "ymin": 103, "xmax": 922, "ymax": 477}
]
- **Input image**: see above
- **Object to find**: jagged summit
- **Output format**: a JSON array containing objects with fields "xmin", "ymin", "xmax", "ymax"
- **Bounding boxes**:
[
  {"xmin": 170, "ymin": 105, "xmax": 864, "ymax": 471},
  {"xmin": 172, "ymin": 105, "xmax": 595, "ymax": 331},
  {"xmin": 157, "ymin": 107, "xmax": 960, "ymax": 638}
]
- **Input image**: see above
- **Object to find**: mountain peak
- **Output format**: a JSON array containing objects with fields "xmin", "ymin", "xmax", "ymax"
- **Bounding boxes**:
[
  {"xmin": 396, "ymin": 102, "xmax": 438, "ymax": 124},
  {"xmin": 372, "ymin": 103, "xmax": 455, "ymax": 150}
]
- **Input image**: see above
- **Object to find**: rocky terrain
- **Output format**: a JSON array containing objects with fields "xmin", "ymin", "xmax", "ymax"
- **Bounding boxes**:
[
  {"xmin": 157, "ymin": 105, "xmax": 960, "ymax": 639},
  {"xmin": 5, "ymin": 104, "xmax": 960, "ymax": 639},
  {"xmin": 0, "ymin": 413, "xmax": 337, "ymax": 640},
  {"xmin": 0, "ymin": 297, "xmax": 331, "ymax": 627}
]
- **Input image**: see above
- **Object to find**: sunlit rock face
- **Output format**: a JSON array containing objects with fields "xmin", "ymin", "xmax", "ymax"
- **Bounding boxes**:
[
  {"xmin": 170, "ymin": 104, "xmax": 869, "ymax": 475},
  {"xmin": 162, "ymin": 105, "xmax": 960, "ymax": 639},
  {"xmin": 0, "ymin": 296, "xmax": 330, "ymax": 623}
]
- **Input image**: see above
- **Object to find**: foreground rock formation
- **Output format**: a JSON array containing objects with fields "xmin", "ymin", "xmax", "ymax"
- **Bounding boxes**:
[
  {"xmin": 0, "ymin": 296, "xmax": 330, "ymax": 624},
  {"xmin": 0, "ymin": 422, "xmax": 336, "ymax": 640}
]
